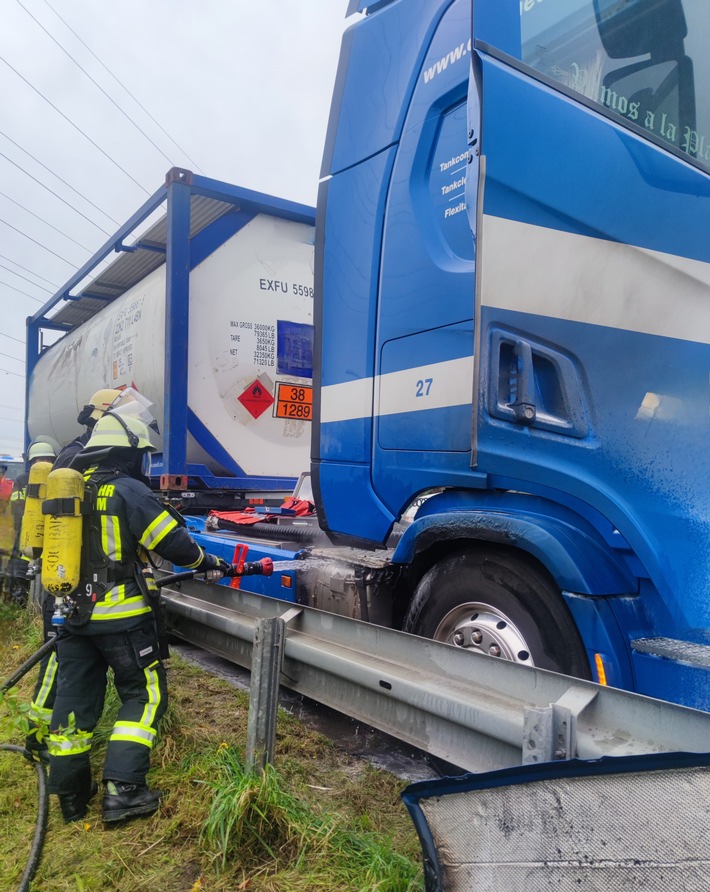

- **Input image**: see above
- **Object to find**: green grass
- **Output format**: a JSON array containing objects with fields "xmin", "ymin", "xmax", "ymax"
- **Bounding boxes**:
[
  {"xmin": 0, "ymin": 605, "xmax": 423, "ymax": 891},
  {"xmin": 201, "ymin": 749, "xmax": 420, "ymax": 891}
]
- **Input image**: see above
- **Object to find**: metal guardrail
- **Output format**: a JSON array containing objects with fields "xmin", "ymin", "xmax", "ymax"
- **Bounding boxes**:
[{"xmin": 161, "ymin": 578, "xmax": 710, "ymax": 773}]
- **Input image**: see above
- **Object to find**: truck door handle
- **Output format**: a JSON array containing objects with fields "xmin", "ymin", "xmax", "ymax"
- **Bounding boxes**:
[
  {"xmin": 488, "ymin": 329, "xmax": 588, "ymax": 438},
  {"xmin": 507, "ymin": 340, "xmax": 537, "ymax": 425}
]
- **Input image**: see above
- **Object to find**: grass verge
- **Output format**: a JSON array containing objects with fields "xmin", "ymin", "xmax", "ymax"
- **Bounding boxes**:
[{"xmin": 0, "ymin": 605, "xmax": 423, "ymax": 891}]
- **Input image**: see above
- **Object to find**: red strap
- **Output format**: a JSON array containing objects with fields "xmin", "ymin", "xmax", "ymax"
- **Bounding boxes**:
[
  {"xmin": 279, "ymin": 497, "xmax": 315, "ymax": 516},
  {"xmin": 209, "ymin": 508, "xmax": 263, "ymax": 526},
  {"xmin": 208, "ymin": 498, "xmax": 314, "ymax": 527}
]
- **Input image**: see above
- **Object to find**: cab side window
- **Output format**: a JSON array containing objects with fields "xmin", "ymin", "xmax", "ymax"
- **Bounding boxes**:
[{"xmin": 518, "ymin": 0, "xmax": 710, "ymax": 167}]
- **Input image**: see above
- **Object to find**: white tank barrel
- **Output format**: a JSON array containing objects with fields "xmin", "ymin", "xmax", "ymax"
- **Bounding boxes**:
[{"xmin": 28, "ymin": 213, "xmax": 314, "ymax": 482}]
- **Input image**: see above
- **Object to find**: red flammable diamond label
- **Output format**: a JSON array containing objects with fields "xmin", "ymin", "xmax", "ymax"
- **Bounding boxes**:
[{"xmin": 238, "ymin": 379, "xmax": 275, "ymax": 419}]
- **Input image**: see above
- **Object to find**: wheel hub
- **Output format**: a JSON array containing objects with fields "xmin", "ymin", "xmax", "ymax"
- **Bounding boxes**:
[{"xmin": 433, "ymin": 602, "xmax": 534, "ymax": 665}]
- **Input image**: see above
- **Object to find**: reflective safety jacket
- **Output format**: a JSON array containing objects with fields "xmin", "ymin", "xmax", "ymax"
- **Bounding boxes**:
[{"xmin": 68, "ymin": 466, "xmax": 206, "ymax": 634}]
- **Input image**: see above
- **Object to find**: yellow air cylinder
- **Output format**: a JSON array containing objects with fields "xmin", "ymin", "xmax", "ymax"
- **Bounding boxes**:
[
  {"xmin": 20, "ymin": 460, "xmax": 53, "ymax": 559},
  {"xmin": 41, "ymin": 468, "xmax": 85, "ymax": 596}
]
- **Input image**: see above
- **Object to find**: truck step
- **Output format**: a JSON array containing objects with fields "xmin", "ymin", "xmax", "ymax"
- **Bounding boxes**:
[{"xmin": 631, "ymin": 638, "xmax": 710, "ymax": 668}]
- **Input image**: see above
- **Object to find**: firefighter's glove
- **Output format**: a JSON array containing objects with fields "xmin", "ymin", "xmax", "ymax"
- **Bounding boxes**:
[{"xmin": 201, "ymin": 553, "xmax": 232, "ymax": 577}]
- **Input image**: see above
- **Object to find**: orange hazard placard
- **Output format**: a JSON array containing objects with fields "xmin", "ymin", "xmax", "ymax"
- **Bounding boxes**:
[
  {"xmin": 275, "ymin": 383, "xmax": 313, "ymax": 420},
  {"xmin": 238, "ymin": 379, "xmax": 275, "ymax": 419}
]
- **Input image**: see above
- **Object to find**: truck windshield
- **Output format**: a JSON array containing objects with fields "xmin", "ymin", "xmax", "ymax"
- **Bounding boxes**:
[{"xmin": 518, "ymin": 0, "xmax": 710, "ymax": 169}]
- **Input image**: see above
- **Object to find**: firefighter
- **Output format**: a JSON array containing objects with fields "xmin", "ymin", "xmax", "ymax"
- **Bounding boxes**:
[
  {"xmin": 16, "ymin": 440, "xmax": 64, "ymax": 763},
  {"xmin": 0, "ymin": 462, "xmax": 10, "ymax": 498},
  {"xmin": 52, "ymin": 387, "xmax": 123, "ymax": 470},
  {"xmin": 0, "ymin": 463, "xmax": 13, "ymax": 595},
  {"xmin": 47, "ymin": 410, "xmax": 229, "ymax": 824},
  {"xmin": 25, "ymin": 391, "xmax": 143, "ymax": 760}
]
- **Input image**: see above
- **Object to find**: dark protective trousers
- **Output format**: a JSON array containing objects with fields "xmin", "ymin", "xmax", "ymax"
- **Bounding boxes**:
[{"xmin": 48, "ymin": 621, "xmax": 168, "ymax": 795}]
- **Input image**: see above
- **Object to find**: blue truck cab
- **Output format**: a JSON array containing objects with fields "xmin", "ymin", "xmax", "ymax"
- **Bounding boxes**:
[{"xmin": 306, "ymin": 0, "xmax": 710, "ymax": 709}]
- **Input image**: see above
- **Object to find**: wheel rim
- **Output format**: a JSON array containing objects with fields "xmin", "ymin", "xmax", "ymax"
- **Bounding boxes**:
[{"xmin": 432, "ymin": 601, "xmax": 535, "ymax": 665}]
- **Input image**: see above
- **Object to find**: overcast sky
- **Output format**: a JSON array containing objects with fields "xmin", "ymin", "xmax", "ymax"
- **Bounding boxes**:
[{"xmin": 0, "ymin": 0, "xmax": 351, "ymax": 457}]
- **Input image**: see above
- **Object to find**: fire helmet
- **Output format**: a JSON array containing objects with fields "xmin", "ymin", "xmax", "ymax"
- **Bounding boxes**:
[
  {"xmin": 27, "ymin": 441, "xmax": 57, "ymax": 461},
  {"xmin": 83, "ymin": 412, "xmax": 156, "ymax": 453}
]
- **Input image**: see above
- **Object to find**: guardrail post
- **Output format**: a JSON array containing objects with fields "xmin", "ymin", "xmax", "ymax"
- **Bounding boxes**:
[
  {"xmin": 245, "ymin": 617, "xmax": 284, "ymax": 772},
  {"xmin": 245, "ymin": 608, "xmax": 302, "ymax": 772},
  {"xmin": 522, "ymin": 686, "xmax": 598, "ymax": 764}
]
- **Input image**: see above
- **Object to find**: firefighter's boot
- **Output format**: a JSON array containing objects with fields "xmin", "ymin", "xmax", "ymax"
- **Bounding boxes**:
[
  {"xmin": 58, "ymin": 780, "xmax": 98, "ymax": 823},
  {"xmin": 102, "ymin": 781, "xmax": 161, "ymax": 823}
]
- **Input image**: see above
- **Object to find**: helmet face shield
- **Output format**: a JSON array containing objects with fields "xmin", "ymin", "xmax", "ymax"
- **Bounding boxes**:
[{"xmin": 109, "ymin": 388, "xmax": 160, "ymax": 434}]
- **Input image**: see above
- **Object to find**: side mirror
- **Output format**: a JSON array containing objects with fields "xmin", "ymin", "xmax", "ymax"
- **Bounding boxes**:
[{"xmin": 594, "ymin": 0, "xmax": 687, "ymax": 60}]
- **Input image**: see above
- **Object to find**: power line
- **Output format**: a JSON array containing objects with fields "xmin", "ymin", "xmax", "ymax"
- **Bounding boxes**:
[
  {"xmin": 0, "ymin": 217, "xmax": 78, "ymax": 267},
  {"xmin": 0, "ymin": 403, "xmax": 23, "ymax": 411},
  {"xmin": 0, "ymin": 261, "xmax": 53, "ymax": 293},
  {"xmin": 0, "ymin": 276, "xmax": 45, "ymax": 304},
  {"xmin": 0, "ymin": 331, "xmax": 26, "ymax": 345},
  {"xmin": 0, "ymin": 349, "xmax": 23, "ymax": 363},
  {"xmin": 41, "ymin": 0, "xmax": 203, "ymax": 173},
  {"xmin": 0, "ymin": 368, "xmax": 25, "ymax": 378},
  {"xmin": 16, "ymin": 0, "xmax": 175, "ymax": 169},
  {"xmin": 0, "ymin": 251, "xmax": 58, "ymax": 288},
  {"xmin": 0, "ymin": 144, "xmax": 113, "ymax": 236},
  {"xmin": 0, "ymin": 190, "xmax": 94, "ymax": 253},
  {"xmin": 0, "ymin": 129, "xmax": 119, "ymax": 227},
  {"xmin": 0, "ymin": 53, "xmax": 151, "ymax": 195}
]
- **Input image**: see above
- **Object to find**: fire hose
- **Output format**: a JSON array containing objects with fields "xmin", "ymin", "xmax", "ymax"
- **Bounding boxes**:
[{"xmin": 2, "ymin": 558, "xmax": 274, "ymax": 695}]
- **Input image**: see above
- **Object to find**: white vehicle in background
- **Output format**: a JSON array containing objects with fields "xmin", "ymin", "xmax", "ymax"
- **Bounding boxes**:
[{"xmin": 0, "ymin": 456, "xmax": 24, "ymax": 484}]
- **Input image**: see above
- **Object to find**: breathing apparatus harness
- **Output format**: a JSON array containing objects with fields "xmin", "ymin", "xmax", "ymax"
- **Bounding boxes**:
[{"xmin": 42, "ymin": 465, "xmax": 138, "ymax": 626}]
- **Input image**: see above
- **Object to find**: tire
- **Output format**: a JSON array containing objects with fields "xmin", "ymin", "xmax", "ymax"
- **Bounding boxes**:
[{"xmin": 402, "ymin": 547, "xmax": 590, "ymax": 678}]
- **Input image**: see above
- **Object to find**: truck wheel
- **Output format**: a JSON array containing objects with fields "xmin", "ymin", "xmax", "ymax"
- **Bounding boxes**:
[{"xmin": 402, "ymin": 548, "xmax": 590, "ymax": 677}]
